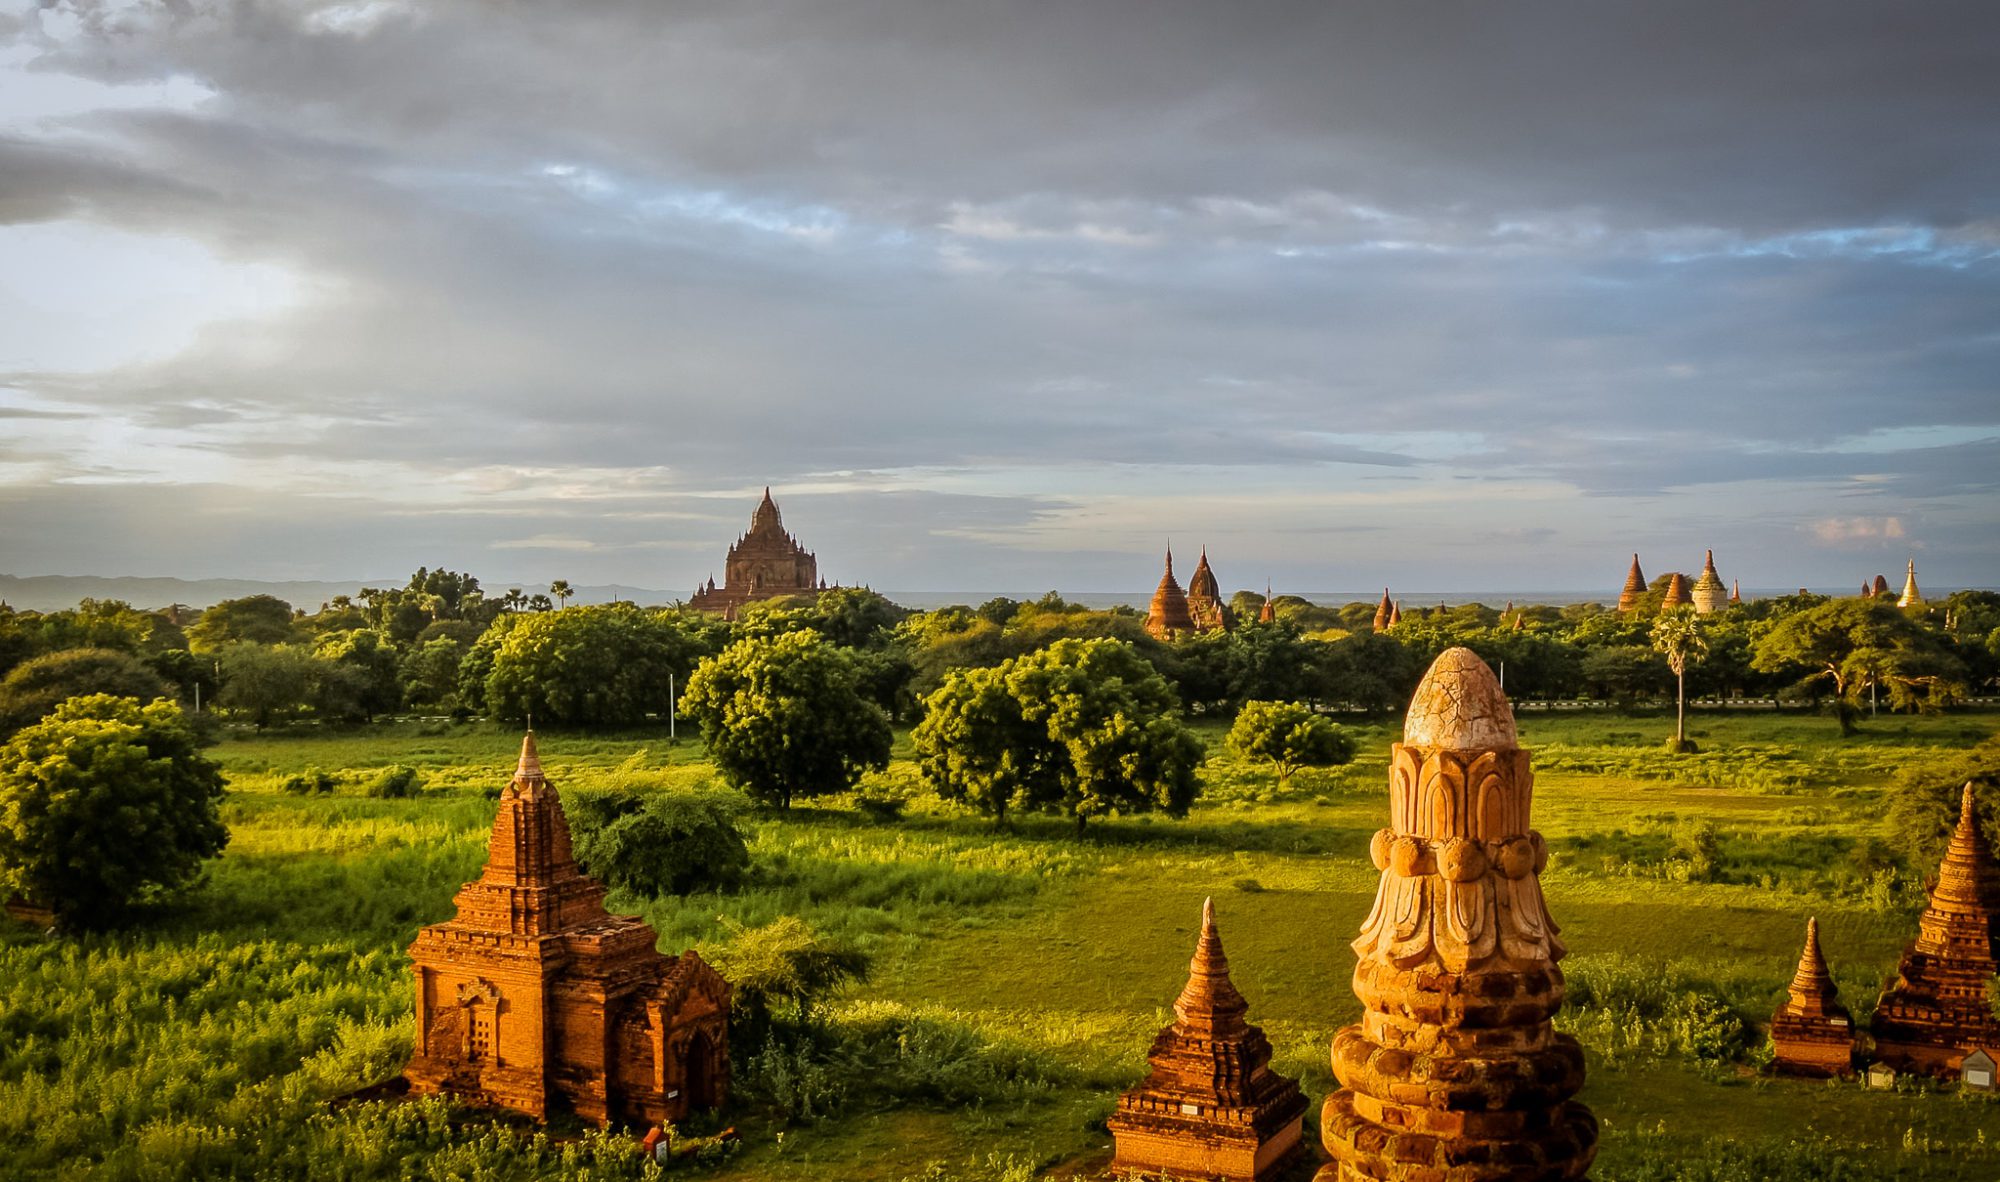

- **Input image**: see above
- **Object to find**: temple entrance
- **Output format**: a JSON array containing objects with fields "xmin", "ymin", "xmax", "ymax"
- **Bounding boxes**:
[{"xmin": 684, "ymin": 1031, "xmax": 721, "ymax": 1109}]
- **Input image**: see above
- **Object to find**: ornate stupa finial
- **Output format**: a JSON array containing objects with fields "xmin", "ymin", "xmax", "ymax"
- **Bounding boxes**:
[
  {"xmin": 1897, "ymin": 558, "xmax": 1924, "ymax": 607},
  {"xmin": 515, "ymin": 731, "xmax": 545, "ymax": 786},
  {"xmin": 1320, "ymin": 647, "xmax": 1596, "ymax": 1179}
]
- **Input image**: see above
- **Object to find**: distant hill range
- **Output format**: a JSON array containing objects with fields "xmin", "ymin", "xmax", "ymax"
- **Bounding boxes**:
[{"xmin": 0, "ymin": 574, "xmax": 676, "ymax": 614}]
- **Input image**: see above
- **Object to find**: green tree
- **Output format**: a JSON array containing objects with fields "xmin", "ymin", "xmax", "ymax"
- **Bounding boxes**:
[
  {"xmin": 549, "ymin": 580, "xmax": 575, "ymax": 609},
  {"xmin": 565, "ymin": 786, "xmax": 753, "ymax": 896},
  {"xmin": 1226, "ymin": 700, "xmax": 1356, "ymax": 787},
  {"xmin": 401, "ymin": 637, "xmax": 465, "ymax": 713},
  {"xmin": 912, "ymin": 637, "xmax": 1203, "ymax": 832},
  {"xmin": 707, "ymin": 915, "xmax": 870, "ymax": 1038},
  {"xmin": 0, "ymin": 648, "xmax": 171, "ymax": 734},
  {"xmin": 1752, "ymin": 598, "xmax": 1966, "ymax": 735},
  {"xmin": 683, "ymin": 632, "xmax": 892, "ymax": 808},
  {"xmin": 484, "ymin": 604, "xmax": 705, "ymax": 727},
  {"xmin": 187, "ymin": 595, "xmax": 298, "ymax": 652},
  {"xmin": 311, "ymin": 629, "xmax": 403, "ymax": 721},
  {"xmin": 216, "ymin": 643, "xmax": 314, "ymax": 729},
  {"xmin": 1651, "ymin": 607, "xmax": 1708, "ymax": 752},
  {"xmin": 0, "ymin": 695, "xmax": 227, "ymax": 927}
]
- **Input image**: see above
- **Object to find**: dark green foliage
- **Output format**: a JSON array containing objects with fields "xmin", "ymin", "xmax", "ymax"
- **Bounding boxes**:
[
  {"xmin": 1883, "ymin": 735, "xmax": 2000, "ymax": 868},
  {"xmin": 216, "ymin": 642, "xmax": 315, "ymax": 728},
  {"xmin": 1754, "ymin": 598, "xmax": 1968, "ymax": 734},
  {"xmin": 0, "ymin": 647, "xmax": 172, "ymax": 733},
  {"xmin": 0, "ymin": 695, "xmax": 226, "ymax": 927},
  {"xmin": 483, "ymin": 603, "xmax": 710, "ymax": 727},
  {"xmin": 913, "ymin": 637, "xmax": 1203, "ymax": 830},
  {"xmin": 361, "ymin": 764, "xmax": 423, "ymax": 798},
  {"xmin": 683, "ymin": 633, "xmax": 892, "ymax": 808},
  {"xmin": 565, "ymin": 785, "xmax": 752, "ymax": 896},
  {"xmin": 708, "ymin": 915, "xmax": 871, "ymax": 1039},
  {"xmin": 188, "ymin": 594, "xmax": 299, "ymax": 652},
  {"xmin": 310, "ymin": 629, "xmax": 403, "ymax": 721},
  {"xmin": 1226, "ymin": 699, "xmax": 1356, "ymax": 786}
]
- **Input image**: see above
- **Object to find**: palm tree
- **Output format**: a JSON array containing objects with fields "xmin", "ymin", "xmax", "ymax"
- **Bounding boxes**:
[
  {"xmin": 1651, "ymin": 607, "xmax": 1708, "ymax": 753},
  {"xmin": 550, "ymin": 579, "xmax": 574, "ymax": 609}
]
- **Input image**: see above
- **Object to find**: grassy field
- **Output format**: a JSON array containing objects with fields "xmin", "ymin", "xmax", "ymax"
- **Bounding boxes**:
[{"xmin": 3, "ymin": 708, "xmax": 1998, "ymax": 1180}]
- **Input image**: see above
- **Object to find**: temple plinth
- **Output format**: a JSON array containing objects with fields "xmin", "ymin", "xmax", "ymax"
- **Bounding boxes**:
[
  {"xmin": 1108, "ymin": 899, "xmax": 1308, "ymax": 1182},
  {"xmin": 1319, "ymin": 648, "xmax": 1596, "ymax": 1182},
  {"xmin": 1618, "ymin": 555, "xmax": 1646, "ymax": 613},
  {"xmin": 402, "ymin": 734, "xmax": 731, "ymax": 1124},
  {"xmin": 1770, "ymin": 917, "xmax": 1856, "ymax": 1076},
  {"xmin": 1870, "ymin": 783, "xmax": 2000, "ymax": 1075}
]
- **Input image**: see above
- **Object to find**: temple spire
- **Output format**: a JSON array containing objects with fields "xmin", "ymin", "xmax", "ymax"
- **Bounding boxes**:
[
  {"xmin": 1259, "ymin": 583, "xmax": 1275, "ymax": 623},
  {"xmin": 1897, "ymin": 558, "xmax": 1924, "ymax": 607},
  {"xmin": 1771, "ymin": 915, "xmax": 1855, "ymax": 1075},
  {"xmin": 1173, "ymin": 897, "xmax": 1250, "ymax": 1035},
  {"xmin": 1372, "ymin": 588, "xmax": 1392, "ymax": 632},
  {"xmin": 515, "ymin": 731, "xmax": 545, "ymax": 785},
  {"xmin": 1787, "ymin": 918, "xmax": 1838, "ymax": 1014},
  {"xmin": 1619, "ymin": 553, "xmax": 1647, "ymax": 612}
]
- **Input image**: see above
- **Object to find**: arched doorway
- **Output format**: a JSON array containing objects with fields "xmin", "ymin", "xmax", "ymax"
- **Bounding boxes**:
[{"xmin": 683, "ymin": 1030, "xmax": 722, "ymax": 1110}]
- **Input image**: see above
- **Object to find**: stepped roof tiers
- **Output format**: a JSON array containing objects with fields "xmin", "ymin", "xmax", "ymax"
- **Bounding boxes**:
[
  {"xmin": 1319, "ymin": 648, "xmax": 1596, "ymax": 1182},
  {"xmin": 1147, "ymin": 549, "xmax": 1228, "ymax": 639},
  {"xmin": 1897, "ymin": 559, "xmax": 1924, "ymax": 608},
  {"xmin": 1770, "ymin": 918, "xmax": 1856, "ymax": 1077},
  {"xmin": 1618, "ymin": 555, "xmax": 1647, "ymax": 613},
  {"xmin": 1690, "ymin": 550, "xmax": 1728, "ymax": 614},
  {"xmin": 1108, "ymin": 899, "xmax": 1308, "ymax": 1182},
  {"xmin": 688, "ymin": 488, "xmax": 827, "ymax": 617},
  {"xmin": 402, "ymin": 734, "xmax": 730, "ymax": 1124},
  {"xmin": 1187, "ymin": 548, "xmax": 1231, "ymax": 633},
  {"xmin": 1373, "ymin": 590, "xmax": 1393, "ymax": 633},
  {"xmin": 1660, "ymin": 571, "xmax": 1692, "ymax": 610},
  {"xmin": 1871, "ymin": 783, "xmax": 2000, "ymax": 1075}
]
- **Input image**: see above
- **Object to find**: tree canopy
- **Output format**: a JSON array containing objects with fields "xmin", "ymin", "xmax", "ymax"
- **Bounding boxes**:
[
  {"xmin": 1226, "ymin": 699, "xmax": 1356, "ymax": 786},
  {"xmin": 0, "ymin": 648, "xmax": 172, "ymax": 735},
  {"xmin": 1752, "ymin": 598, "xmax": 1966, "ymax": 733},
  {"xmin": 912, "ymin": 637, "xmax": 1203, "ymax": 830},
  {"xmin": 682, "ymin": 632, "xmax": 892, "ymax": 808},
  {"xmin": 0, "ymin": 695, "xmax": 227, "ymax": 927}
]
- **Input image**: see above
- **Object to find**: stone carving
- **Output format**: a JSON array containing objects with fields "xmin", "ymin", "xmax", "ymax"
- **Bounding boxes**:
[
  {"xmin": 402, "ymin": 734, "xmax": 730, "ymax": 1124},
  {"xmin": 1870, "ymin": 783, "xmax": 2000, "ymax": 1075},
  {"xmin": 1108, "ymin": 899, "xmax": 1307, "ymax": 1182},
  {"xmin": 1319, "ymin": 648, "xmax": 1596, "ymax": 1181},
  {"xmin": 689, "ymin": 488, "xmax": 826, "ymax": 617},
  {"xmin": 1897, "ymin": 559, "xmax": 1924, "ymax": 608},
  {"xmin": 1617, "ymin": 555, "xmax": 1646, "ymax": 613},
  {"xmin": 1770, "ymin": 918, "xmax": 1856, "ymax": 1076},
  {"xmin": 1690, "ymin": 550, "xmax": 1728, "ymax": 614}
]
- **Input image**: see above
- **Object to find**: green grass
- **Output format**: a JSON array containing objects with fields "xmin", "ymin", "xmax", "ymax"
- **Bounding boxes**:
[{"xmin": 4, "ymin": 708, "xmax": 1999, "ymax": 1179}]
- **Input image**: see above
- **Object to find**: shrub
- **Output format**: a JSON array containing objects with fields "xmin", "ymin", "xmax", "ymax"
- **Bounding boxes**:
[
  {"xmin": 565, "ymin": 786, "xmax": 752, "ymax": 897},
  {"xmin": 0, "ymin": 694, "xmax": 227, "ymax": 927},
  {"xmin": 0, "ymin": 648, "xmax": 171, "ymax": 734},
  {"xmin": 363, "ymin": 765, "xmax": 424, "ymax": 799},
  {"xmin": 281, "ymin": 767, "xmax": 340, "ymax": 795},
  {"xmin": 1226, "ymin": 700, "xmax": 1356, "ymax": 787}
]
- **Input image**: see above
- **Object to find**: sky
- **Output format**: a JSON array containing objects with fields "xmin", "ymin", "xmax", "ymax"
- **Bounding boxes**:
[{"xmin": 2, "ymin": 1, "xmax": 1997, "ymax": 597}]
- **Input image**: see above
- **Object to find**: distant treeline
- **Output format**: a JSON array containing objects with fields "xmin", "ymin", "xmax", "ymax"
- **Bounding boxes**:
[{"xmin": 1, "ymin": 567, "xmax": 1994, "ymax": 734}]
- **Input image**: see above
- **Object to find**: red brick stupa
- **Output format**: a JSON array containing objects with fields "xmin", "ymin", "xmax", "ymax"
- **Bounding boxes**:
[
  {"xmin": 1617, "ymin": 554, "xmax": 1646, "ymax": 613},
  {"xmin": 1372, "ymin": 589, "xmax": 1393, "ymax": 633},
  {"xmin": 1319, "ymin": 648, "xmax": 1595, "ymax": 1181},
  {"xmin": 1109, "ymin": 898, "xmax": 1308, "ymax": 1182},
  {"xmin": 688, "ymin": 488, "xmax": 826, "ymax": 617},
  {"xmin": 1769, "ymin": 917, "xmax": 1856, "ymax": 1076},
  {"xmin": 1871, "ymin": 783, "xmax": 2000, "ymax": 1075},
  {"xmin": 1186, "ymin": 548, "xmax": 1231, "ymax": 634},
  {"xmin": 1146, "ymin": 550, "xmax": 1199, "ymax": 640},
  {"xmin": 402, "ymin": 734, "xmax": 731, "ymax": 1124},
  {"xmin": 1660, "ymin": 571, "xmax": 1692, "ymax": 610}
]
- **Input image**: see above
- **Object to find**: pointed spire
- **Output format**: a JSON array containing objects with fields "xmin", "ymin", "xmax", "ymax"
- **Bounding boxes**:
[
  {"xmin": 1898, "ymin": 558, "xmax": 1923, "ymax": 607},
  {"xmin": 1662, "ymin": 571, "xmax": 1692, "ymax": 609},
  {"xmin": 1785, "ymin": 917, "xmax": 1840, "ymax": 1015},
  {"xmin": 1619, "ymin": 553, "xmax": 1648, "ymax": 612},
  {"xmin": 1171, "ymin": 897, "xmax": 1249, "ymax": 1035},
  {"xmin": 1372, "ymin": 588, "xmax": 1392, "ymax": 632},
  {"xmin": 1145, "ymin": 549, "xmax": 1195, "ymax": 639},
  {"xmin": 515, "ymin": 731, "xmax": 545, "ymax": 785},
  {"xmin": 1387, "ymin": 599, "xmax": 1402, "ymax": 628},
  {"xmin": 1731, "ymin": 579, "xmax": 1742, "ymax": 603},
  {"xmin": 1259, "ymin": 583, "xmax": 1275, "ymax": 623}
]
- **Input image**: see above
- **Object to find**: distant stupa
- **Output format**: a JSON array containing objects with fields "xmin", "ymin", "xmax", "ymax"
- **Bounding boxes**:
[
  {"xmin": 1897, "ymin": 559, "xmax": 1924, "ymax": 608},
  {"xmin": 1690, "ymin": 550, "xmax": 1728, "ymax": 614},
  {"xmin": 1617, "ymin": 554, "xmax": 1647, "ymax": 613}
]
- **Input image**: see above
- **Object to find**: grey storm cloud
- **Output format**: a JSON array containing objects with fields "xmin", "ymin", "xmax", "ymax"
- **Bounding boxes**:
[{"xmin": 1, "ymin": 0, "xmax": 1997, "ymax": 590}]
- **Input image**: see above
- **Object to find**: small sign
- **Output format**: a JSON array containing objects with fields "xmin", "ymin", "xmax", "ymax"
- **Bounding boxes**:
[{"xmin": 1180, "ymin": 1102, "xmax": 1200, "ymax": 1115}]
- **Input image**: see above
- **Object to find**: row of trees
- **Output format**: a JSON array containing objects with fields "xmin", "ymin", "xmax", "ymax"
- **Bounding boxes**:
[{"xmin": 3, "ymin": 573, "xmax": 1994, "ymax": 744}]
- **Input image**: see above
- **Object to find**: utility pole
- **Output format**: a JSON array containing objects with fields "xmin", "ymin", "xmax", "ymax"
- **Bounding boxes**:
[{"xmin": 669, "ymin": 673, "xmax": 676, "ymax": 741}]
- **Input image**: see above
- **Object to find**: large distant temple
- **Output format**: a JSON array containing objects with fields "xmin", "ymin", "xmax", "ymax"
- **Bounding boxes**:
[
  {"xmin": 688, "ymin": 488, "xmax": 827, "ymax": 616},
  {"xmin": 1146, "ymin": 548, "xmax": 1230, "ymax": 640}
]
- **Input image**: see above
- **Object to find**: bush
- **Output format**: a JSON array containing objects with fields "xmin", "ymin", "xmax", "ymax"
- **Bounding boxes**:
[
  {"xmin": 281, "ymin": 767, "xmax": 340, "ymax": 795},
  {"xmin": 363, "ymin": 765, "xmax": 424, "ymax": 799},
  {"xmin": 0, "ymin": 648, "xmax": 171, "ymax": 734},
  {"xmin": 1226, "ymin": 700, "xmax": 1356, "ymax": 787},
  {"xmin": 565, "ymin": 786, "xmax": 752, "ymax": 897},
  {"xmin": 0, "ymin": 695, "xmax": 227, "ymax": 927}
]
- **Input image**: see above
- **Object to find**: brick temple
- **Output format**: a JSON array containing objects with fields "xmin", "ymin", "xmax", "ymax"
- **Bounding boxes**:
[
  {"xmin": 402, "ymin": 734, "xmax": 730, "ymax": 1124},
  {"xmin": 1870, "ymin": 783, "xmax": 2000, "ymax": 1075},
  {"xmin": 1769, "ymin": 917, "xmax": 1856, "ymax": 1076},
  {"xmin": 688, "ymin": 488, "xmax": 827, "ymax": 617},
  {"xmin": 1145, "ymin": 548, "xmax": 1229, "ymax": 640},
  {"xmin": 1108, "ymin": 898, "xmax": 1307, "ymax": 1182},
  {"xmin": 1690, "ymin": 550, "xmax": 1728, "ymax": 614},
  {"xmin": 1617, "ymin": 555, "xmax": 1646, "ymax": 613},
  {"xmin": 1319, "ymin": 647, "xmax": 1596, "ymax": 1181}
]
